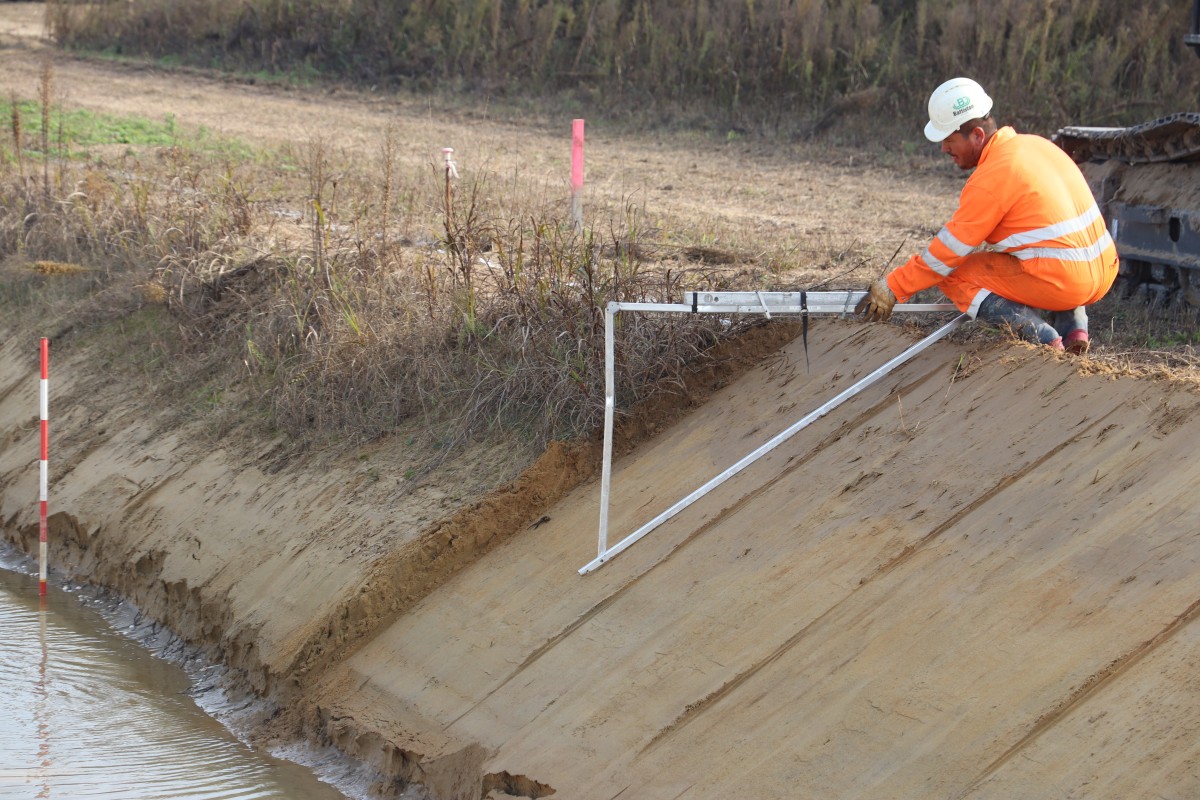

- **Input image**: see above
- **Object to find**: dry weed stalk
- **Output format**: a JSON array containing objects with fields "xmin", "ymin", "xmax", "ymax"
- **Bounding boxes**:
[
  {"xmin": 38, "ymin": 55, "xmax": 53, "ymax": 198},
  {"xmin": 896, "ymin": 395, "xmax": 919, "ymax": 439},
  {"xmin": 9, "ymin": 92, "xmax": 23, "ymax": 180},
  {"xmin": 379, "ymin": 125, "xmax": 396, "ymax": 268},
  {"xmin": 306, "ymin": 137, "xmax": 331, "ymax": 280}
]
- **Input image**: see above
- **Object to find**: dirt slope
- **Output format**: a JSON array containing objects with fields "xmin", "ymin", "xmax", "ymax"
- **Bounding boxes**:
[
  {"xmin": 7, "ymin": 309, "xmax": 1198, "ymax": 799},
  {"xmin": 7, "ymin": 311, "xmax": 1190, "ymax": 796},
  {"xmin": 300, "ymin": 320, "xmax": 1200, "ymax": 799}
]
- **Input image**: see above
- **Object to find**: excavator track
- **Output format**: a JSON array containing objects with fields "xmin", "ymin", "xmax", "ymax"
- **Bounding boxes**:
[
  {"xmin": 1054, "ymin": 114, "xmax": 1200, "ymax": 307},
  {"xmin": 1054, "ymin": 112, "xmax": 1200, "ymax": 165}
]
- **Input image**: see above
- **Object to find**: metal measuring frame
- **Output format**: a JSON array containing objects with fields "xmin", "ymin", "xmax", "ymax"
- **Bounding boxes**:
[{"xmin": 580, "ymin": 290, "xmax": 962, "ymax": 575}]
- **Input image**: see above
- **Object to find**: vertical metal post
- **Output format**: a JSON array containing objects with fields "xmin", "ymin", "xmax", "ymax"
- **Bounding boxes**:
[{"xmin": 597, "ymin": 303, "xmax": 617, "ymax": 556}]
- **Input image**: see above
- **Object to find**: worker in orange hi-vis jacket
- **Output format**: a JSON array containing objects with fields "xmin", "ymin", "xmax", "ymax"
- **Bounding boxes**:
[{"xmin": 856, "ymin": 77, "xmax": 1119, "ymax": 354}]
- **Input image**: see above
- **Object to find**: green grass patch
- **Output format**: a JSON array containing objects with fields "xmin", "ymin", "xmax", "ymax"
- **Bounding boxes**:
[{"xmin": 0, "ymin": 98, "xmax": 262, "ymax": 161}]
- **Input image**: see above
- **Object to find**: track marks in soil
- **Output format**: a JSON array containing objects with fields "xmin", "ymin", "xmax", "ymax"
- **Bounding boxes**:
[
  {"xmin": 958, "ymin": 591, "xmax": 1200, "ymax": 798},
  {"xmin": 444, "ymin": 358, "xmax": 949, "ymax": 732},
  {"xmin": 859, "ymin": 407, "xmax": 1117, "ymax": 585},
  {"xmin": 442, "ymin": 582, "xmax": 632, "ymax": 731},
  {"xmin": 637, "ymin": 406, "xmax": 1121, "ymax": 759},
  {"xmin": 636, "ymin": 360, "xmax": 950, "ymax": 573}
]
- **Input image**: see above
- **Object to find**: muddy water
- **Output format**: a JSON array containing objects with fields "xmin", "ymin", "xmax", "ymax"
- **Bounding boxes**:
[{"xmin": 0, "ymin": 555, "xmax": 347, "ymax": 800}]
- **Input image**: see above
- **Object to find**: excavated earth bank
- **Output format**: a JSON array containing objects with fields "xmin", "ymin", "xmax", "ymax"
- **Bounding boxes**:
[
  {"xmin": 4, "ymin": 314, "xmax": 1200, "ymax": 799},
  {"xmin": 0, "ymin": 312, "xmax": 801, "ymax": 798}
]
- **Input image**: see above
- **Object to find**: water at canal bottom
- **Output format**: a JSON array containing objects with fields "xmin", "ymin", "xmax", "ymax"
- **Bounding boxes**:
[{"xmin": 0, "ymin": 551, "xmax": 351, "ymax": 800}]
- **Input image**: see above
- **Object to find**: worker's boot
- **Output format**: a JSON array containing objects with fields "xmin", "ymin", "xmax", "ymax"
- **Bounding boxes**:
[
  {"xmin": 1062, "ymin": 330, "xmax": 1089, "ymax": 354},
  {"xmin": 977, "ymin": 294, "xmax": 1061, "ymax": 348},
  {"xmin": 1050, "ymin": 308, "xmax": 1090, "ymax": 355}
]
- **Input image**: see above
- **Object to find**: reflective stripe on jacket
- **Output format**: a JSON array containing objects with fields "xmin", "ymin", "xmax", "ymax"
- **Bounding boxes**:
[{"xmin": 887, "ymin": 126, "xmax": 1117, "ymax": 302}]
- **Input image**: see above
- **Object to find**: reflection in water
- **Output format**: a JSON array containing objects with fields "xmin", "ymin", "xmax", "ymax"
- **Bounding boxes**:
[
  {"xmin": 0, "ymin": 553, "xmax": 348, "ymax": 800},
  {"xmin": 36, "ymin": 598, "xmax": 49, "ymax": 800}
]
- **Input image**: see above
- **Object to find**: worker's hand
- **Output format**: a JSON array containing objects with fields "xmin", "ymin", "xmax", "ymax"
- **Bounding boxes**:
[{"xmin": 855, "ymin": 279, "xmax": 897, "ymax": 322}]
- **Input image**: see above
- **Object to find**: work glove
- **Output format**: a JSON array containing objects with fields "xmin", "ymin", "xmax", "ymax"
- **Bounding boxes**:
[{"xmin": 855, "ymin": 278, "xmax": 897, "ymax": 322}]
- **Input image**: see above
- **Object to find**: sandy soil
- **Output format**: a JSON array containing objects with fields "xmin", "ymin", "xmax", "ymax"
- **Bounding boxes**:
[
  {"xmin": 330, "ymin": 322, "xmax": 1200, "ymax": 800},
  {"xmin": 3, "ymin": 4, "xmax": 1200, "ymax": 800}
]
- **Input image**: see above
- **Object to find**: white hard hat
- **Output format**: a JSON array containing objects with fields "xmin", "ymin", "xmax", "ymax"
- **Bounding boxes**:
[{"xmin": 924, "ymin": 77, "xmax": 993, "ymax": 142}]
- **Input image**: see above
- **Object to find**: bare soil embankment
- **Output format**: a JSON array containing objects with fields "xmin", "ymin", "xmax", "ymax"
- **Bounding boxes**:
[
  {"xmin": 291, "ymin": 319, "xmax": 1200, "ymax": 799},
  {"xmin": 4, "ymin": 312, "xmax": 1199, "ymax": 799},
  {"xmin": 3, "ymin": 4, "xmax": 1200, "ymax": 798}
]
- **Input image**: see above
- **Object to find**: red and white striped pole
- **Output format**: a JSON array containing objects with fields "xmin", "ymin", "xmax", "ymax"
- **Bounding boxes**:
[{"xmin": 38, "ymin": 337, "xmax": 49, "ymax": 597}]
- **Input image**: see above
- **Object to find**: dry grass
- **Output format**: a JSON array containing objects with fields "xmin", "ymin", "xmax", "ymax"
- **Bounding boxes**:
[
  {"xmin": 47, "ymin": 0, "xmax": 1200, "ymax": 138},
  {"xmin": 4, "ymin": 32, "xmax": 1199, "ymax": 461},
  {"xmin": 0, "ymin": 62, "xmax": 766, "ymax": 452}
]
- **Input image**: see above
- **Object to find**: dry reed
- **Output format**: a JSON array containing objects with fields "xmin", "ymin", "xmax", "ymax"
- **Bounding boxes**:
[{"xmin": 47, "ymin": 0, "xmax": 1200, "ymax": 138}]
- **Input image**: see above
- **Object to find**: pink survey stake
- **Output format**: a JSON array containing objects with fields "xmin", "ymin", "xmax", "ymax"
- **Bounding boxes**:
[{"xmin": 571, "ymin": 119, "xmax": 585, "ymax": 192}]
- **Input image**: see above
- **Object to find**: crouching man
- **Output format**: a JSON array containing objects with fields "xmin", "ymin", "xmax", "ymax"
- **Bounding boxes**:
[{"xmin": 857, "ymin": 77, "xmax": 1118, "ymax": 354}]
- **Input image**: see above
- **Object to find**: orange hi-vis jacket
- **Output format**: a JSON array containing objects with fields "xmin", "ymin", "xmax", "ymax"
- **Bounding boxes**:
[{"xmin": 887, "ymin": 126, "xmax": 1118, "ymax": 315}]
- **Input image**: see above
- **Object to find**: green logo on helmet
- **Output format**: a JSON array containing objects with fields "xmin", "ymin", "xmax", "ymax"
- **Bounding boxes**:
[{"xmin": 953, "ymin": 96, "xmax": 971, "ymax": 110}]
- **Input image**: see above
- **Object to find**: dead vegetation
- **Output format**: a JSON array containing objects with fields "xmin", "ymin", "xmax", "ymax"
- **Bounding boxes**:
[
  {"xmin": 45, "ymin": 0, "xmax": 1200, "ymax": 139},
  {"xmin": 2, "ymin": 61, "xmax": 815, "ymax": 457},
  {"xmin": 3, "ymin": 27, "xmax": 1199, "ymax": 466}
]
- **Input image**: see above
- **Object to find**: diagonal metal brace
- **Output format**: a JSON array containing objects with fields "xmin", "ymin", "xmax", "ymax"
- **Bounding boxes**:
[{"xmin": 581, "ymin": 305, "xmax": 964, "ymax": 575}]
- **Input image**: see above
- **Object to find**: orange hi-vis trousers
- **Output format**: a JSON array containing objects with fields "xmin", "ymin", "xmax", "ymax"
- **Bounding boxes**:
[{"xmin": 938, "ymin": 249, "xmax": 1118, "ymax": 317}]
